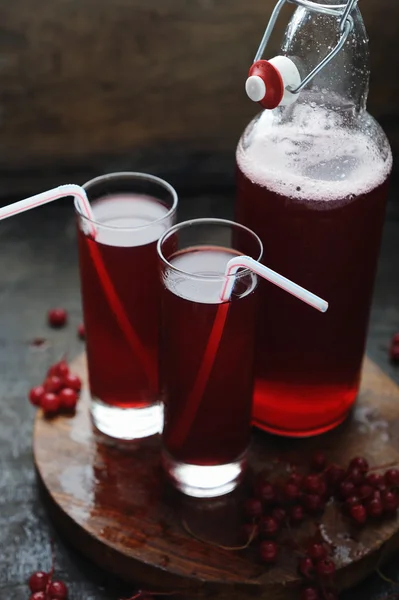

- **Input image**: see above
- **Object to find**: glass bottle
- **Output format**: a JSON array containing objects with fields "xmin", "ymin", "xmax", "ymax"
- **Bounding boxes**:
[{"xmin": 235, "ymin": 0, "xmax": 392, "ymax": 436}]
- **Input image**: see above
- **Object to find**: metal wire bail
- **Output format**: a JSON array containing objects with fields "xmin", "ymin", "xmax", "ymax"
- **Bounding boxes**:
[{"xmin": 253, "ymin": 0, "xmax": 358, "ymax": 94}]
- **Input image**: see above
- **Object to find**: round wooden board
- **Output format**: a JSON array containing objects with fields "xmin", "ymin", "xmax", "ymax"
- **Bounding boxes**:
[{"xmin": 34, "ymin": 354, "xmax": 399, "ymax": 599}]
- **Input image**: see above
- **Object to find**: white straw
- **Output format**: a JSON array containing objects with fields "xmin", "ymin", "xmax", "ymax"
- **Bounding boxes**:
[
  {"xmin": 0, "ymin": 184, "xmax": 97, "ymax": 237},
  {"xmin": 221, "ymin": 255, "xmax": 328, "ymax": 313}
]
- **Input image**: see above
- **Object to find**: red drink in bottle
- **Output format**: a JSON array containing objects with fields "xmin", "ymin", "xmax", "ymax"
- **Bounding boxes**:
[
  {"xmin": 235, "ymin": 0, "xmax": 392, "ymax": 436},
  {"xmin": 236, "ymin": 113, "xmax": 391, "ymax": 436}
]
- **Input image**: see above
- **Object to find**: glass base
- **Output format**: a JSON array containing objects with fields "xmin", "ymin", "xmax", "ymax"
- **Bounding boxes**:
[
  {"xmin": 91, "ymin": 398, "xmax": 163, "ymax": 440},
  {"xmin": 162, "ymin": 450, "xmax": 247, "ymax": 498}
]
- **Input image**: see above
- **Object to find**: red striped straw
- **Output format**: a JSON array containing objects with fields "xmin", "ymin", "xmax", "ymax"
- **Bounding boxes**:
[
  {"xmin": 0, "ymin": 184, "xmax": 97, "ymax": 237},
  {"xmin": 0, "ymin": 184, "xmax": 157, "ymax": 391}
]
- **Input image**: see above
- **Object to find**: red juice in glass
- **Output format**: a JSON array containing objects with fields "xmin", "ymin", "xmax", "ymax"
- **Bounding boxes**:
[
  {"xmin": 76, "ymin": 173, "xmax": 177, "ymax": 440},
  {"xmin": 236, "ymin": 106, "xmax": 392, "ymax": 437},
  {"xmin": 158, "ymin": 219, "xmax": 262, "ymax": 498}
]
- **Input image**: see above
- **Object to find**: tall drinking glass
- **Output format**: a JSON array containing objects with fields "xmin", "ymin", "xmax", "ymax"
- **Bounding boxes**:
[
  {"xmin": 158, "ymin": 218, "xmax": 263, "ymax": 497},
  {"xmin": 75, "ymin": 172, "xmax": 178, "ymax": 440}
]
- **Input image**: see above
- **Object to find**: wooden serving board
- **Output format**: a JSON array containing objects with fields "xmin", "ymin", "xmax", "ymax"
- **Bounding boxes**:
[{"xmin": 34, "ymin": 354, "xmax": 399, "ymax": 599}]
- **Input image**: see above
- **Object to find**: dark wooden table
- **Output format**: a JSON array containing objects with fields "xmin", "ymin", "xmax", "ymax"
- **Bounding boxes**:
[{"xmin": 0, "ymin": 186, "xmax": 398, "ymax": 600}]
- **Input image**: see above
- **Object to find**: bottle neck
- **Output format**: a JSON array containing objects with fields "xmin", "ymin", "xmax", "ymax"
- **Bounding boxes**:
[{"xmin": 281, "ymin": 1, "xmax": 369, "ymax": 114}]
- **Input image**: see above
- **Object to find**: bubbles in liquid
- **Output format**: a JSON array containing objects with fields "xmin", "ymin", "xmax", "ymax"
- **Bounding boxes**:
[
  {"xmin": 90, "ymin": 194, "xmax": 172, "ymax": 247},
  {"xmin": 237, "ymin": 103, "xmax": 392, "ymax": 204}
]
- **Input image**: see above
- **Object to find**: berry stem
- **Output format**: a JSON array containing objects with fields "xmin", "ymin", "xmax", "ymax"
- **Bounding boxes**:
[
  {"xmin": 182, "ymin": 519, "xmax": 257, "ymax": 550},
  {"xmin": 376, "ymin": 567, "xmax": 397, "ymax": 585},
  {"xmin": 121, "ymin": 592, "xmax": 185, "ymax": 600}
]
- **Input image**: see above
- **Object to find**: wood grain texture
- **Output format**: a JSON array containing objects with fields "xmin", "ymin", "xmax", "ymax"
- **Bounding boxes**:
[
  {"xmin": 34, "ymin": 353, "xmax": 399, "ymax": 599},
  {"xmin": 0, "ymin": 0, "xmax": 397, "ymax": 195}
]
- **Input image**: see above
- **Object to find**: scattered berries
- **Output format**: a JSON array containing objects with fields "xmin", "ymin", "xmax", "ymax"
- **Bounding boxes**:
[
  {"xmin": 241, "ymin": 453, "xmax": 399, "ymax": 600},
  {"xmin": 259, "ymin": 540, "xmax": 278, "ymax": 563},
  {"xmin": 28, "ymin": 544, "xmax": 68, "ymax": 600},
  {"xmin": 30, "ymin": 593, "xmax": 47, "ymax": 600},
  {"xmin": 29, "ymin": 385, "xmax": 45, "ymax": 407},
  {"xmin": 29, "ymin": 571, "xmax": 49, "ymax": 593},
  {"xmin": 41, "ymin": 393, "xmax": 61, "ymax": 416},
  {"xmin": 244, "ymin": 498, "xmax": 263, "ymax": 520},
  {"xmin": 63, "ymin": 373, "xmax": 82, "ymax": 392},
  {"xmin": 48, "ymin": 580, "xmax": 68, "ymax": 599},
  {"xmin": 28, "ymin": 360, "xmax": 81, "ymax": 417},
  {"xmin": 300, "ymin": 587, "xmax": 320, "ymax": 600},
  {"xmin": 44, "ymin": 376, "xmax": 63, "ymax": 394},
  {"xmin": 59, "ymin": 388, "xmax": 79, "ymax": 411},
  {"xmin": 47, "ymin": 308, "xmax": 68, "ymax": 328}
]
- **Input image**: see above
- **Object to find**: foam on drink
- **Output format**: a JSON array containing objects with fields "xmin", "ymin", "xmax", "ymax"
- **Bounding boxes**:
[
  {"xmin": 237, "ymin": 103, "xmax": 393, "ymax": 206},
  {"xmin": 90, "ymin": 194, "xmax": 172, "ymax": 247},
  {"xmin": 164, "ymin": 248, "xmax": 256, "ymax": 304}
]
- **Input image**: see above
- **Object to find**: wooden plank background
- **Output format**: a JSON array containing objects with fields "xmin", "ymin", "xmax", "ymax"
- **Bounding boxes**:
[{"xmin": 0, "ymin": 0, "xmax": 397, "ymax": 195}]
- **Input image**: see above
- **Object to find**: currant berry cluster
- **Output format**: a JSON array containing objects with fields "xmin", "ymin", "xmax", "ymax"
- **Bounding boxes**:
[
  {"xmin": 47, "ymin": 307, "xmax": 85, "ymax": 340},
  {"xmin": 242, "ymin": 453, "xmax": 399, "ymax": 599},
  {"xmin": 390, "ymin": 333, "xmax": 399, "ymax": 364},
  {"xmin": 29, "ymin": 360, "xmax": 82, "ymax": 416},
  {"xmin": 29, "ymin": 571, "xmax": 68, "ymax": 600}
]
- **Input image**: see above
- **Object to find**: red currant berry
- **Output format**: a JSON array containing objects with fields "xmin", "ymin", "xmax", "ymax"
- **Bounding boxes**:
[
  {"xmin": 44, "ymin": 375, "xmax": 63, "ymax": 394},
  {"xmin": 339, "ymin": 480, "xmax": 356, "ymax": 499},
  {"xmin": 41, "ymin": 392, "xmax": 61, "ymax": 416},
  {"xmin": 300, "ymin": 586, "xmax": 320, "ymax": 600},
  {"xmin": 284, "ymin": 482, "xmax": 299, "ymax": 502},
  {"xmin": 272, "ymin": 507, "xmax": 286, "ymax": 523},
  {"xmin": 392, "ymin": 333, "xmax": 399, "ymax": 345},
  {"xmin": 350, "ymin": 503, "xmax": 367, "ymax": 525},
  {"xmin": 48, "ymin": 360, "xmax": 70, "ymax": 378},
  {"xmin": 315, "ymin": 558, "xmax": 336, "ymax": 579},
  {"xmin": 382, "ymin": 490, "xmax": 399, "ymax": 513},
  {"xmin": 390, "ymin": 344, "xmax": 399, "ymax": 363},
  {"xmin": 366, "ymin": 497, "xmax": 383, "ymax": 518},
  {"xmin": 303, "ymin": 494, "xmax": 323, "ymax": 514},
  {"xmin": 30, "ymin": 593, "xmax": 47, "ymax": 600},
  {"xmin": 345, "ymin": 496, "xmax": 360, "ymax": 513},
  {"xmin": 259, "ymin": 540, "xmax": 278, "ymax": 564},
  {"xmin": 357, "ymin": 484, "xmax": 373, "ymax": 500},
  {"xmin": 307, "ymin": 543, "xmax": 327, "ymax": 561},
  {"xmin": 48, "ymin": 308, "xmax": 68, "ymax": 328},
  {"xmin": 325, "ymin": 465, "xmax": 346, "ymax": 488},
  {"xmin": 244, "ymin": 498, "xmax": 263, "ymax": 520},
  {"xmin": 347, "ymin": 467, "xmax": 365, "ymax": 486},
  {"xmin": 48, "ymin": 580, "xmax": 68, "ymax": 599},
  {"xmin": 59, "ymin": 388, "xmax": 78, "ymax": 411},
  {"xmin": 299, "ymin": 556, "xmax": 315, "ymax": 578},
  {"xmin": 290, "ymin": 504, "xmax": 304, "ymax": 524},
  {"xmin": 254, "ymin": 481, "xmax": 276, "ymax": 505},
  {"xmin": 311, "ymin": 451, "xmax": 327, "ymax": 472},
  {"xmin": 304, "ymin": 474, "xmax": 321, "ymax": 494},
  {"xmin": 77, "ymin": 323, "xmax": 85, "ymax": 340},
  {"xmin": 28, "ymin": 571, "xmax": 49, "ymax": 592},
  {"xmin": 29, "ymin": 386, "xmax": 45, "ymax": 407},
  {"xmin": 366, "ymin": 473, "xmax": 385, "ymax": 488},
  {"xmin": 349, "ymin": 457, "xmax": 369, "ymax": 473},
  {"xmin": 385, "ymin": 469, "xmax": 399, "ymax": 487},
  {"xmin": 259, "ymin": 515, "xmax": 279, "ymax": 538},
  {"xmin": 289, "ymin": 472, "xmax": 303, "ymax": 487},
  {"xmin": 63, "ymin": 373, "xmax": 81, "ymax": 392}
]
